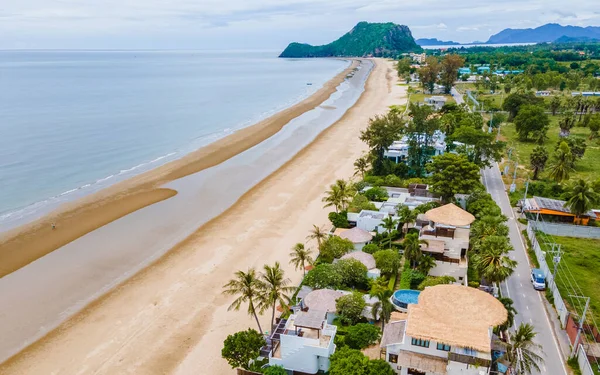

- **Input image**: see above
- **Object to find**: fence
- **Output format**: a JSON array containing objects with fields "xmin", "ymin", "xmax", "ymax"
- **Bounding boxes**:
[
  {"xmin": 530, "ymin": 220, "xmax": 600, "ymax": 239},
  {"xmin": 578, "ymin": 344, "xmax": 596, "ymax": 375}
]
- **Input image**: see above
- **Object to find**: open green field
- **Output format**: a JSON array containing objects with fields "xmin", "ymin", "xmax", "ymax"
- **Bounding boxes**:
[
  {"xmin": 408, "ymin": 93, "xmax": 455, "ymax": 105},
  {"xmin": 537, "ymin": 234, "xmax": 600, "ymax": 326},
  {"xmin": 499, "ymin": 116, "xmax": 600, "ymax": 189}
]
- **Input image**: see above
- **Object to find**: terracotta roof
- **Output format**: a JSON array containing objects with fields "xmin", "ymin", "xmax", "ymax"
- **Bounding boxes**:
[
  {"xmin": 397, "ymin": 352, "xmax": 447, "ymax": 375},
  {"xmin": 339, "ymin": 227, "xmax": 374, "ymax": 243},
  {"xmin": 303, "ymin": 289, "xmax": 344, "ymax": 313},
  {"xmin": 406, "ymin": 285, "xmax": 507, "ymax": 353},
  {"xmin": 425, "ymin": 203, "xmax": 475, "ymax": 226},
  {"xmin": 380, "ymin": 320, "xmax": 407, "ymax": 347},
  {"xmin": 340, "ymin": 251, "xmax": 376, "ymax": 270}
]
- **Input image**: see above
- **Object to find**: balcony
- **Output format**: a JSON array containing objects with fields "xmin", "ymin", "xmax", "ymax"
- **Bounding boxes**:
[{"xmin": 448, "ymin": 352, "xmax": 491, "ymax": 368}]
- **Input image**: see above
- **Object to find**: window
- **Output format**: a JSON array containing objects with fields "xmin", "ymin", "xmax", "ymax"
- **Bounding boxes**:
[
  {"xmin": 388, "ymin": 354, "xmax": 398, "ymax": 363},
  {"xmin": 437, "ymin": 343, "xmax": 451, "ymax": 351},
  {"xmin": 411, "ymin": 338, "xmax": 430, "ymax": 348}
]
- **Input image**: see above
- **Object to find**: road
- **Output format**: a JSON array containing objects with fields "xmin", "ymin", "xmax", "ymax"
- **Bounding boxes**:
[
  {"xmin": 451, "ymin": 87, "xmax": 465, "ymax": 105},
  {"xmin": 482, "ymin": 164, "xmax": 567, "ymax": 375}
]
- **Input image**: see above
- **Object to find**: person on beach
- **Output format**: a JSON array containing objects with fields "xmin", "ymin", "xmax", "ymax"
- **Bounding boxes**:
[{"xmin": 51, "ymin": 223, "xmax": 56, "ymax": 230}]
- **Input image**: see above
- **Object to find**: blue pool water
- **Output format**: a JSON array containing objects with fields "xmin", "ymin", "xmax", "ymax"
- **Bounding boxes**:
[{"xmin": 391, "ymin": 290, "xmax": 421, "ymax": 310}]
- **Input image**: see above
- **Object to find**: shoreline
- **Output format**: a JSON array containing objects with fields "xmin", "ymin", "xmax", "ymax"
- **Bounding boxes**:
[
  {"xmin": 0, "ymin": 59, "xmax": 356, "ymax": 278},
  {"xmin": 0, "ymin": 58, "xmax": 405, "ymax": 374}
]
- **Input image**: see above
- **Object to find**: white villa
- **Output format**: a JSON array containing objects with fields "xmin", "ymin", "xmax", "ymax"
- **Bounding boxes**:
[
  {"xmin": 383, "ymin": 131, "xmax": 447, "ymax": 164},
  {"xmin": 264, "ymin": 309, "xmax": 337, "ymax": 374},
  {"xmin": 336, "ymin": 227, "xmax": 373, "ymax": 251},
  {"xmin": 419, "ymin": 204, "xmax": 475, "ymax": 285},
  {"xmin": 424, "ymin": 96, "xmax": 448, "ymax": 110},
  {"xmin": 381, "ymin": 284, "xmax": 508, "ymax": 375},
  {"xmin": 300, "ymin": 288, "xmax": 380, "ymax": 324}
]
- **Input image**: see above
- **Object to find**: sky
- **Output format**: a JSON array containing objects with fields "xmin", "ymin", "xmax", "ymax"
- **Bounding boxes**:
[{"xmin": 1, "ymin": 0, "xmax": 599, "ymax": 50}]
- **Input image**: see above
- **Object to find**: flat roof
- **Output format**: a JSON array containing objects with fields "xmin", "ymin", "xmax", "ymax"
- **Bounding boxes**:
[{"xmin": 294, "ymin": 309, "xmax": 326, "ymax": 330}]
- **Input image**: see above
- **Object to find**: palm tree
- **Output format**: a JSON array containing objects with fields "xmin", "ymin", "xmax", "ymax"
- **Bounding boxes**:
[
  {"xmin": 397, "ymin": 205, "xmax": 417, "ymax": 236},
  {"xmin": 223, "ymin": 268, "xmax": 266, "ymax": 334},
  {"xmin": 307, "ymin": 224, "xmax": 328, "ymax": 252},
  {"xmin": 353, "ymin": 155, "xmax": 370, "ymax": 179},
  {"xmin": 469, "ymin": 215, "xmax": 509, "ymax": 251},
  {"xmin": 472, "ymin": 236, "xmax": 517, "ymax": 285},
  {"xmin": 289, "ymin": 243, "xmax": 314, "ymax": 277},
  {"xmin": 417, "ymin": 255, "xmax": 437, "ymax": 275},
  {"xmin": 322, "ymin": 179, "xmax": 354, "ymax": 213},
  {"xmin": 548, "ymin": 142, "xmax": 574, "ymax": 182},
  {"xmin": 529, "ymin": 146, "xmax": 548, "ymax": 180},
  {"xmin": 381, "ymin": 216, "xmax": 399, "ymax": 249},
  {"xmin": 370, "ymin": 289, "xmax": 394, "ymax": 333},
  {"xmin": 260, "ymin": 262, "xmax": 295, "ymax": 332},
  {"xmin": 501, "ymin": 323, "xmax": 544, "ymax": 374},
  {"xmin": 497, "ymin": 297, "xmax": 517, "ymax": 332},
  {"xmin": 564, "ymin": 179, "xmax": 599, "ymax": 223},
  {"xmin": 403, "ymin": 232, "xmax": 428, "ymax": 269},
  {"xmin": 558, "ymin": 112, "xmax": 577, "ymax": 137}
]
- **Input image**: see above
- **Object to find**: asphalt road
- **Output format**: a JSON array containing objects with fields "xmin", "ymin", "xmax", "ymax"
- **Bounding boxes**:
[
  {"xmin": 451, "ymin": 87, "xmax": 465, "ymax": 105},
  {"xmin": 482, "ymin": 164, "xmax": 567, "ymax": 375}
]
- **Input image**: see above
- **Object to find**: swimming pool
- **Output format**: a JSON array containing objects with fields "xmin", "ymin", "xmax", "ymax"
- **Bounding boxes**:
[{"xmin": 391, "ymin": 290, "xmax": 421, "ymax": 311}]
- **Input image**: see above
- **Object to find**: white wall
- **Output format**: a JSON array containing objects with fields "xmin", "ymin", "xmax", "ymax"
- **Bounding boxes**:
[
  {"xmin": 270, "ymin": 331, "xmax": 335, "ymax": 374},
  {"xmin": 428, "ymin": 261, "xmax": 467, "ymax": 284}
]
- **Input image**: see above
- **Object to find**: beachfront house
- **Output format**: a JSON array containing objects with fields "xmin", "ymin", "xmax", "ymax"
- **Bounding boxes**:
[
  {"xmin": 383, "ymin": 131, "xmax": 447, "ymax": 164},
  {"xmin": 424, "ymin": 96, "xmax": 448, "ymax": 111},
  {"xmin": 523, "ymin": 196, "xmax": 597, "ymax": 225},
  {"xmin": 418, "ymin": 204, "xmax": 475, "ymax": 284},
  {"xmin": 263, "ymin": 309, "xmax": 337, "ymax": 374},
  {"xmin": 300, "ymin": 288, "xmax": 380, "ymax": 324},
  {"xmin": 335, "ymin": 227, "xmax": 373, "ymax": 251},
  {"xmin": 355, "ymin": 210, "xmax": 389, "ymax": 233},
  {"xmin": 381, "ymin": 284, "xmax": 507, "ymax": 375}
]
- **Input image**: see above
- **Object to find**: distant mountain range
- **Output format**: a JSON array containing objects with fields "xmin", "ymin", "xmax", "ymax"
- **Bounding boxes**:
[
  {"xmin": 279, "ymin": 22, "xmax": 421, "ymax": 58},
  {"xmin": 486, "ymin": 23, "xmax": 600, "ymax": 44},
  {"xmin": 415, "ymin": 38, "xmax": 460, "ymax": 46}
]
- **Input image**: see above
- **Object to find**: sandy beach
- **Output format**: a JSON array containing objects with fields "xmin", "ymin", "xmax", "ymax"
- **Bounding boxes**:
[{"xmin": 0, "ymin": 58, "xmax": 406, "ymax": 374}]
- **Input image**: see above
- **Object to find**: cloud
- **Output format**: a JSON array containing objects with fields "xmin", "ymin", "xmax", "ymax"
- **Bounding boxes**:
[{"xmin": 0, "ymin": 0, "xmax": 598, "ymax": 48}]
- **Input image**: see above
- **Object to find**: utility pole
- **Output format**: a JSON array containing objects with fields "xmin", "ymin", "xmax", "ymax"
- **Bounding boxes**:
[
  {"xmin": 523, "ymin": 178, "xmax": 530, "ymax": 201},
  {"xmin": 570, "ymin": 295, "xmax": 591, "ymax": 358},
  {"xmin": 510, "ymin": 161, "xmax": 518, "ymax": 193}
]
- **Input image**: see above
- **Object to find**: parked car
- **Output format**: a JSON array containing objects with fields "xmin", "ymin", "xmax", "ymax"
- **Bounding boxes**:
[{"xmin": 531, "ymin": 268, "xmax": 546, "ymax": 290}]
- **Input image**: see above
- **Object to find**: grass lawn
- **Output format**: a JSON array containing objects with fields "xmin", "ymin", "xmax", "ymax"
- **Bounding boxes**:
[
  {"xmin": 498, "ymin": 116, "xmax": 600, "ymax": 189},
  {"xmin": 409, "ymin": 93, "xmax": 455, "ymax": 105},
  {"xmin": 537, "ymin": 234, "xmax": 600, "ymax": 326}
]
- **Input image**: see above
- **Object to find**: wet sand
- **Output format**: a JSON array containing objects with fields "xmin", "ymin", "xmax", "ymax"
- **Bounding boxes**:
[
  {"xmin": 0, "ymin": 59, "xmax": 355, "ymax": 278},
  {"xmin": 0, "ymin": 59, "xmax": 406, "ymax": 374}
]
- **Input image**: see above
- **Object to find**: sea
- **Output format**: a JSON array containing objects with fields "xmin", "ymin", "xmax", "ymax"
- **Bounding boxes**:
[{"xmin": 0, "ymin": 50, "xmax": 350, "ymax": 231}]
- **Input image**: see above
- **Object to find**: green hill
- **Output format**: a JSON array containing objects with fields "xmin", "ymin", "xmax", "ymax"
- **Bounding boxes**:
[{"xmin": 279, "ymin": 22, "xmax": 421, "ymax": 58}]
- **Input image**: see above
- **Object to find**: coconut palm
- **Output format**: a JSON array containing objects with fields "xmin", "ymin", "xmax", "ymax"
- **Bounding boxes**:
[
  {"xmin": 322, "ymin": 179, "xmax": 355, "ymax": 213},
  {"xmin": 307, "ymin": 224, "xmax": 328, "ymax": 252},
  {"xmin": 397, "ymin": 205, "xmax": 417, "ymax": 236},
  {"xmin": 289, "ymin": 243, "xmax": 314, "ymax": 277},
  {"xmin": 381, "ymin": 216, "xmax": 399, "ymax": 249},
  {"xmin": 529, "ymin": 146, "xmax": 548, "ymax": 180},
  {"xmin": 564, "ymin": 179, "xmax": 599, "ymax": 223},
  {"xmin": 472, "ymin": 236, "xmax": 517, "ymax": 284},
  {"xmin": 417, "ymin": 254, "xmax": 437, "ymax": 275},
  {"xmin": 548, "ymin": 142, "xmax": 574, "ymax": 183},
  {"xmin": 259, "ymin": 262, "xmax": 295, "ymax": 332},
  {"xmin": 501, "ymin": 323, "xmax": 545, "ymax": 374},
  {"xmin": 403, "ymin": 232, "xmax": 428, "ymax": 269},
  {"xmin": 223, "ymin": 268, "xmax": 266, "ymax": 334},
  {"xmin": 370, "ymin": 289, "xmax": 394, "ymax": 333},
  {"xmin": 353, "ymin": 155, "xmax": 370, "ymax": 179},
  {"xmin": 469, "ymin": 215, "xmax": 509, "ymax": 251},
  {"xmin": 497, "ymin": 297, "xmax": 517, "ymax": 332}
]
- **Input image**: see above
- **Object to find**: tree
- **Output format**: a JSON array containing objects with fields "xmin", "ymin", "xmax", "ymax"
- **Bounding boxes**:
[
  {"xmin": 223, "ymin": 269, "xmax": 266, "ymax": 334},
  {"xmin": 403, "ymin": 232, "xmax": 427, "ymax": 268},
  {"xmin": 549, "ymin": 95, "xmax": 562, "ymax": 116},
  {"xmin": 264, "ymin": 365, "xmax": 287, "ymax": 375},
  {"xmin": 370, "ymin": 289, "xmax": 394, "ymax": 333},
  {"xmin": 367, "ymin": 360, "xmax": 395, "ymax": 375},
  {"xmin": 472, "ymin": 236, "xmax": 517, "ymax": 284},
  {"xmin": 260, "ymin": 262, "xmax": 295, "ymax": 332},
  {"xmin": 417, "ymin": 254, "xmax": 437, "ymax": 275},
  {"xmin": 500, "ymin": 323, "xmax": 544, "ymax": 374},
  {"xmin": 502, "ymin": 92, "xmax": 543, "ymax": 120},
  {"xmin": 320, "ymin": 236, "xmax": 354, "ymax": 263},
  {"xmin": 289, "ymin": 243, "xmax": 314, "ymax": 277},
  {"xmin": 373, "ymin": 249, "xmax": 401, "ymax": 276},
  {"xmin": 348, "ymin": 194, "xmax": 378, "ymax": 213},
  {"xmin": 417, "ymin": 275, "xmax": 455, "ymax": 290},
  {"xmin": 360, "ymin": 111, "xmax": 405, "ymax": 175},
  {"xmin": 418, "ymin": 56, "xmax": 440, "ymax": 94},
  {"xmin": 470, "ymin": 215, "xmax": 509, "ymax": 251},
  {"xmin": 222, "ymin": 329, "xmax": 265, "ymax": 370},
  {"xmin": 589, "ymin": 114, "xmax": 600, "ymax": 139},
  {"xmin": 560, "ymin": 136, "xmax": 586, "ymax": 162},
  {"xmin": 364, "ymin": 187, "xmax": 388, "ymax": 202},
  {"xmin": 307, "ymin": 224, "xmax": 327, "ymax": 252},
  {"xmin": 497, "ymin": 297, "xmax": 517, "ymax": 332},
  {"xmin": 440, "ymin": 54, "xmax": 465, "ymax": 94},
  {"xmin": 407, "ymin": 103, "xmax": 440, "ymax": 176},
  {"xmin": 529, "ymin": 146, "xmax": 549, "ymax": 180},
  {"xmin": 558, "ymin": 111, "xmax": 577, "ymax": 138},
  {"xmin": 354, "ymin": 155, "xmax": 370, "ymax": 179},
  {"xmin": 381, "ymin": 216, "xmax": 399, "ymax": 249},
  {"xmin": 514, "ymin": 105, "xmax": 550, "ymax": 142},
  {"xmin": 397, "ymin": 205, "xmax": 417, "ymax": 235},
  {"xmin": 564, "ymin": 179, "xmax": 599, "ymax": 221},
  {"xmin": 329, "ymin": 211, "xmax": 350, "ymax": 228},
  {"xmin": 345, "ymin": 323, "xmax": 381, "ymax": 349},
  {"xmin": 426, "ymin": 154, "xmax": 481, "ymax": 201},
  {"xmin": 396, "ymin": 57, "xmax": 412, "ymax": 79},
  {"xmin": 336, "ymin": 291, "xmax": 366, "ymax": 325},
  {"xmin": 303, "ymin": 264, "xmax": 343, "ymax": 289},
  {"xmin": 451, "ymin": 125, "xmax": 505, "ymax": 167},
  {"xmin": 362, "ymin": 243, "xmax": 381, "ymax": 254},
  {"xmin": 335, "ymin": 258, "xmax": 368, "ymax": 288},
  {"xmin": 548, "ymin": 142, "xmax": 574, "ymax": 182},
  {"xmin": 323, "ymin": 179, "xmax": 354, "ymax": 213}
]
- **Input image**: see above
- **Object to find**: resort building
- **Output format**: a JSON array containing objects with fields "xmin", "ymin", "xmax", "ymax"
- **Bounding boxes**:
[
  {"xmin": 337, "ymin": 251, "xmax": 381, "ymax": 279},
  {"xmin": 381, "ymin": 284, "xmax": 507, "ymax": 375},
  {"xmin": 424, "ymin": 96, "xmax": 448, "ymax": 111},
  {"xmin": 383, "ymin": 131, "xmax": 447, "ymax": 164},
  {"xmin": 523, "ymin": 196, "xmax": 597, "ymax": 225},
  {"xmin": 300, "ymin": 288, "xmax": 380, "ymax": 324},
  {"xmin": 354, "ymin": 210, "xmax": 389, "ymax": 233},
  {"xmin": 458, "ymin": 67, "xmax": 471, "ymax": 76},
  {"xmin": 264, "ymin": 309, "xmax": 337, "ymax": 374},
  {"xmin": 335, "ymin": 227, "xmax": 373, "ymax": 251},
  {"xmin": 419, "ymin": 204, "xmax": 475, "ymax": 284}
]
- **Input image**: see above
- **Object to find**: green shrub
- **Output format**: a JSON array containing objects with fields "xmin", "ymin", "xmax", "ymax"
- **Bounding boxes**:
[
  {"xmin": 348, "ymin": 194, "xmax": 378, "ymax": 213},
  {"xmin": 336, "ymin": 292, "xmax": 367, "ymax": 325},
  {"xmin": 345, "ymin": 323, "xmax": 381, "ymax": 349},
  {"xmin": 353, "ymin": 180, "xmax": 367, "ymax": 192},
  {"xmin": 329, "ymin": 211, "xmax": 350, "ymax": 228},
  {"xmin": 518, "ymin": 218, "xmax": 528, "ymax": 225},
  {"xmin": 384, "ymin": 174, "xmax": 403, "ymax": 187},
  {"xmin": 335, "ymin": 259, "xmax": 369, "ymax": 289},
  {"xmin": 388, "ymin": 272, "xmax": 398, "ymax": 290},
  {"xmin": 417, "ymin": 276, "xmax": 456, "ymax": 290},
  {"xmin": 410, "ymin": 271, "xmax": 426, "ymax": 289},
  {"xmin": 264, "ymin": 365, "xmax": 288, "ymax": 375},
  {"xmin": 362, "ymin": 243, "xmax": 381, "ymax": 254},
  {"xmin": 364, "ymin": 187, "xmax": 389, "ymax": 202},
  {"xmin": 567, "ymin": 356, "xmax": 583, "ymax": 375},
  {"xmin": 399, "ymin": 268, "xmax": 412, "ymax": 289},
  {"xmin": 320, "ymin": 236, "xmax": 354, "ymax": 263},
  {"xmin": 363, "ymin": 175, "xmax": 384, "ymax": 186},
  {"xmin": 373, "ymin": 249, "xmax": 401, "ymax": 276},
  {"xmin": 304, "ymin": 264, "xmax": 343, "ymax": 289},
  {"xmin": 468, "ymin": 280, "xmax": 480, "ymax": 288}
]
